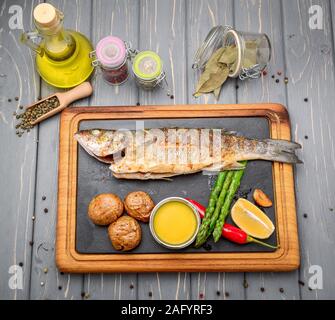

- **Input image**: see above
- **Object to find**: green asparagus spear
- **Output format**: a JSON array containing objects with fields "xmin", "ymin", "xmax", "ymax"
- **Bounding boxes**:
[
  {"xmin": 208, "ymin": 171, "xmax": 234, "ymax": 234},
  {"xmin": 213, "ymin": 162, "xmax": 247, "ymax": 242},
  {"xmin": 195, "ymin": 171, "xmax": 227, "ymax": 248}
]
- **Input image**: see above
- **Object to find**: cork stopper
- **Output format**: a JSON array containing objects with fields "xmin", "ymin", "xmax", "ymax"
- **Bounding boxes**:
[{"xmin": 33, "ymin": 3, "xmax": 58, "ymax": 28}]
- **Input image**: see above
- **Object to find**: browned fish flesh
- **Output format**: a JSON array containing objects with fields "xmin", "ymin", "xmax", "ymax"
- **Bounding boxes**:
[{"xmin": 74, "ymin": 128, "xmax": 301, "ymax": 180}]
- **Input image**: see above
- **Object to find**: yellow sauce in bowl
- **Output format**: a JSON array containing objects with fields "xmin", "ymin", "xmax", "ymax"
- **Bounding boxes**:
[{"xmin": 153, "ymin": 201, "xmax": 197, "ymax": 246}]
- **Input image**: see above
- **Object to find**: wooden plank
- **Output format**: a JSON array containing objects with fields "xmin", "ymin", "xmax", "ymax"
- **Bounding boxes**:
[
  {"xmin": 82, "ymin": 0, "xmax": 139, "ymax": 300},
  {"xmin": 234, "ymin": 0, "xmax": 301, "ymax": 299},
  {"xmin": 0, "ymin": 0, "xmax": 41, "ymax": 300},
  {"xmin": 29, "ymin": 0, "xmax": 93, "ymax": 300},
  {"xmin": 137, "ymin": 0, "xmax": 190, "ymax": 300},
  {"xmin": 186, "ymin": 0, "xmax": 245, "ymax": 300},
  {"xmin": 282, "ymin": 0, "xmax": 335, "ymax": 299}
]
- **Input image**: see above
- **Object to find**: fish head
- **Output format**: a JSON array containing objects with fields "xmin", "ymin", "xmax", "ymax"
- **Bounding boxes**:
[{"xmin": 74, "ymin": 129, "xmax": 130, "ymax": 164}]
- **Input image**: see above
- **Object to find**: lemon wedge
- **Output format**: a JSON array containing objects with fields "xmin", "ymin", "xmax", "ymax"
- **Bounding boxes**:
[{"xmin": 231, "ymin": 198, "xmax": 275, "ymax": 239}]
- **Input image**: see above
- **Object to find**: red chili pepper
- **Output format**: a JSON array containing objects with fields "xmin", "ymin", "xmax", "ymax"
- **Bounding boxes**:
[
  {"xmin": 185, "ymin": 198, "xmax": 205, "ymax": 218},
  {"xmin": 185, "ymin": 198, "xmax": 277, "ymax": 249}
]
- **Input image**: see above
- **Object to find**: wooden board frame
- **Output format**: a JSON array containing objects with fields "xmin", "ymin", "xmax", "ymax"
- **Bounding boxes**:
[{"xmin": 56, "ymin": 104, "xmax": 300, "ymax": 273}]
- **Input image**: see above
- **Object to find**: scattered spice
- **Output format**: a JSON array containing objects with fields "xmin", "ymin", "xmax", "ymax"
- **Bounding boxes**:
[
  {"xmin": 271, "ymin": 75, "xmax": 275, "ymax": 79},
  {"xmin": 225, "ymin": 292, "xmax": 230, "ymax": 297},
  {"xmin": 308, "ymin": 287, "xmax": 313, "ymax": 291},
  {"xmin": 136, "ymin": 102, "xmax": 140, "ymax": 106},
  {"xmin": 8, "ymin": 98, "xmax": 12, "ymax": 102},
  {"xmin": 243, "ymin": 280, "xmax": 248, "ymax": 288},
  {"xmin": 216, "ymin": 290, "xmax": 221, "ymax": 296},
  {"xmin": 129, "ymin": 284, "xmax": 134, "ymax": 289},
  {"xmin": 81, "ymin": 292, "xmax": 85, "ymax": 298},
  {"xmin": 170, "ymin": 94, "xmax": 174, "ymax": 99},
  {"xmin": 330, "ymin": 208, "xmax": 334, "ymax": 212},
  {"xmin": 84, "ymin": 293, "xmax": 90, "ymax": 299},
  {"xmin": 29, "ymin": 241, "xmax": 34, "ymax": 246},
  {"xmin": 148, "ymin": 291, "xmax": 153, "ymax": 297},
  {"xmin": 19, "ymin": 105, "xmax": 24, "ymax": 110},
  {"xmin": 298, "ymin": 280, "xmax": 305, "ymax": 286},
  {"xmin": 199, "ymin": 293, "xmax": 204, "ymax": 299},
  {"xmin": 262, "ymin": 70, "xmax": 267, "ymax": 76},
  {"xmin": 275, "ymin": 79, "xmax": 280, "ymax": 83},
  {"xmin": 60, "ymin": 272, "xmax": 64, "ymax": 275},
  {"xmin": 15, "ymin": 97, "xmax": 19, "ymax": 101},
  {"xmin": 19, "ymin": 262, "xmax": 23, "ymax": 267},
  {"xmin": 236, "ymin": 85, "xmax": 239, "ymax": 89},
  {"xmin": 44, "ymin": 208, "xmax": 48, "ymax": 213},
  {"xmin": 277, "ymin": 71, "xmax": 282, "ymax": 76},
  {"xmin": 40, "ymin": 281, "xmax": 45, "ymax": 287},
  {"xmin": 260, "ymin": 287, "xmax": 265, "ymax": 292},
  {"xmin": 32, "ymin": 216, "xmax": 36, "ymax": 220},
  {"xmin": 279, "ymin": 288, "xmax": 284, "ymax": 293},
  {"xmin": 42, "ymin": 196, "xmax": 46, "ymax": 201},
  {"xmin": 58, "ymin": 286, "xmax": 62, "ymax": 290},
  {"xmin": 284, "ymin": 77, "xmax": 289, "ymax": 84},
  {"xmin": 14, "ymin": 96, "xmax": 60, "ymax": 135},
  {"xmin": 304, "ymin": 98, "xmax": 308, "ymax": 102},
  {"xmin": 43, "ymin": 267, "xmax": 48, "ymax": 274},
  {"xmin": 303, "ymin": 213, "xmax": 308, "ymax": 218}
]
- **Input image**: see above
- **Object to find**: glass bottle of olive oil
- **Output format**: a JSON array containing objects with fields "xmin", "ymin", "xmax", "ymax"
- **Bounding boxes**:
[{"xmin": 21, "ymin": 3, "xmax": 94, "ymax": 88}]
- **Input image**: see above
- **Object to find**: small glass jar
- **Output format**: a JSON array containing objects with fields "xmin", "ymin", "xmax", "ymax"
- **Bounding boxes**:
[
  {"xmin": 193, "ymin": 26, "xmax": 271, "ymax": 80},
  {"xmin": 90, "ymin": 36, "xmax": 129, "ymax": 85},
  {"xmin": 132, "ymin": 51, "xmax": 166, "ymax": 90}
]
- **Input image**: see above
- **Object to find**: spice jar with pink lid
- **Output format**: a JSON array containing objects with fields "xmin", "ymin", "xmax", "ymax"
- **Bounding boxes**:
[{"xmin": 90, "ymin": 36, "xmax": 130, "ymax": 85}]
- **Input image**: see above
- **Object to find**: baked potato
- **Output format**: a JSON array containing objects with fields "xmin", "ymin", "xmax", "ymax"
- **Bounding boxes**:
[
  {"xmin": 108, "ymin": 216, "xmax": 141, "ymax": 251},
  {"xmin": 124, "ymin": 191, "xmax": 155, "ymax": 222},
  {"xmin": 88, "ymin": 193, "xmax": 123, "ymax": 225}
]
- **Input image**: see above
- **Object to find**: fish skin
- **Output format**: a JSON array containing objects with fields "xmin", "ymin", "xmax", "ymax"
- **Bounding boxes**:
[{"xmin": 74, "ymin": 128, "xmax": 302, "ymax": 180}]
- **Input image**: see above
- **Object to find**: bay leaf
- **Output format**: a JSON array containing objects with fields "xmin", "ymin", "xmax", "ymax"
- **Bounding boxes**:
[
  {"xmin": 219, "ymin": 45, "xmax": 237, "ymax": 65},
  {"xmin": 194, "ymin": 54, "xmax": 223, "ymax": 96},
  {"xmin": 198, "ymin": 66, "xmax": 229, "ymax": 93},
  {"xmin": 213, "ymin": 85, "xmax": 222, "ymax": 100},
  {"xmin": 243, "ymin": 40, "xmax": 257, "ymax": 67},
  {"xmin": 206, "ymin": 47, "xmax": 225, "ymax": 70}
]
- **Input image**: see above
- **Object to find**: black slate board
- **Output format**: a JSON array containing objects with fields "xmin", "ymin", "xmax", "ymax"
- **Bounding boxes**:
[{"xmin": 76, "ymin": 117, "xmax": 277, "ymax": 254}]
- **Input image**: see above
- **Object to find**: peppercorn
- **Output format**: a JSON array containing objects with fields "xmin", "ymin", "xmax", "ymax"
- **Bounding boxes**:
[
  {"xmin": 42, "ymin": 196, "xmax": 46, "ymax": 201},
  {"xmin": 44, "ymin": 208, "xmax": 48, "ymax": 213},
  {"xmin": 275, "ymin": 79, "xmax": 280, "ymax": 83}
]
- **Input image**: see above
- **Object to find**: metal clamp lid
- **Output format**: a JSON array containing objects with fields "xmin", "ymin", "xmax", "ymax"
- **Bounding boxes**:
[{"xmin": 192, "ymin": 25, "xmax": 232, "ymax": 70}]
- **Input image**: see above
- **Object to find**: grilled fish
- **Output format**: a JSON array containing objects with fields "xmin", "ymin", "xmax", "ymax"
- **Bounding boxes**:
[{"xmin": 75, "ymin": 128, "xmax": 302, "ymax": 180}]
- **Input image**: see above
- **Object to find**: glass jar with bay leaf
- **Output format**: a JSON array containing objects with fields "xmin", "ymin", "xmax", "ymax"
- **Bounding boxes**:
[{"xmin": 193, "ymin": 26, "xmax": 271, "ymax": 98}]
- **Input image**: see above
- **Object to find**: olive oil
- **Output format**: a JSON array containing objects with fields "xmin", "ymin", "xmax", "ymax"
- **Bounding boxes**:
[{"xmin": 21, "ymin": 3, "xmax": 94, "ymax": 88}]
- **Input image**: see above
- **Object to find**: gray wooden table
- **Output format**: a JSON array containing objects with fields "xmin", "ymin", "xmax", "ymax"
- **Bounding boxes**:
[{"xmin": 1, "ymin": 0, "xmax": 334, "ymax": 300}]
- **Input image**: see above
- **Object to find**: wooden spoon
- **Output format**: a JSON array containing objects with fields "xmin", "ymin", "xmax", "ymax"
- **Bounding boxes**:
[{"xmin": 30, "ymin": 82, "xmax": 93, "ymax": 125}]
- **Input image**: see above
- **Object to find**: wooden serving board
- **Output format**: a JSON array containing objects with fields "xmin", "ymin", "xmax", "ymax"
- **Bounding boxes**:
[{"xmin": 56, "ymin": 104, "xmax": 300, "ymax": 273}]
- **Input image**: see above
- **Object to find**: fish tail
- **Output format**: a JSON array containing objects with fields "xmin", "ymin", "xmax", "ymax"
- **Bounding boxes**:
[{"xmin": 263, "ymin": 139, "xmax": 302, "ymax": 164}]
